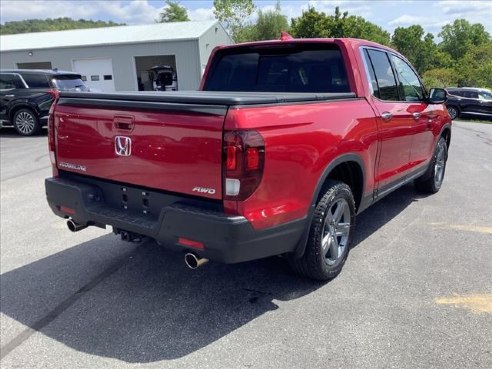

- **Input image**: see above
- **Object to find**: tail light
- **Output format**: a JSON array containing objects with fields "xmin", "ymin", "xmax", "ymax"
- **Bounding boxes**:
[
  {"xmin": 223, "ymin": 130, "xmax": 265, "ymax": 201},
  {"xmin": 48, "ymin": 90, "xmax": 59, "ymax": 172}
]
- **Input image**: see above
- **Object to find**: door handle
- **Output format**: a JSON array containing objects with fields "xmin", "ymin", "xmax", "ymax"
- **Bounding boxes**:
[
  {"xmin": 412, "ymin": 112, "xmax": 422, "ymax": 120},
  {"xmin": 5, "ymin": 94, "xmax": 15, "ymax": 98},
  {"xmin": 113, "ymin": 115, "xmax": 135, "ymax": 131},
  {"xmin": 381, "ymin": 112, "xmax": 392, "ymax": 121}
]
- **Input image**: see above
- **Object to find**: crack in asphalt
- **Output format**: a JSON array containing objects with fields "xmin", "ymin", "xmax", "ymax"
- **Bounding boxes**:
[{"xmin": 1, "ymin": 165, "xmax": 51, "ymax": 182}]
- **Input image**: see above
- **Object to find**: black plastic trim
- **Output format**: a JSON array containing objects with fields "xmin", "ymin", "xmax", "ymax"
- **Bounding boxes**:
[
  {"xmin": 59, "ymin": 90, "xmax": 356, "ymax": 106},
  {"xmin": 57, "ymin": 98, "xmax": 228, "ymax": 116},
  {"xmin": 294, "ymin": 153, "xmax": 366, "ymax": 258},
  {"xmin": 45, "ymin": 177, "xmax": 306, "ymax": 264}
]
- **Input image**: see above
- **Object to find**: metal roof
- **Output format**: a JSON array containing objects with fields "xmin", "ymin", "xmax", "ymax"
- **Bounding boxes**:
[{"xmin": 0, "ymin": 20, "xmax": 222, "ymax": 52}]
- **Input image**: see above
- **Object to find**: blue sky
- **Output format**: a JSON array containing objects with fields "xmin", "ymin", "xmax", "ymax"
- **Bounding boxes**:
[{"xmin": 1, "ymin": 1, "xmax": 491, "ymax": 37}]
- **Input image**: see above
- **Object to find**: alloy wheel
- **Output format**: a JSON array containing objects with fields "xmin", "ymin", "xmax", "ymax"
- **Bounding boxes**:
[{"xmin": 321, "ymin": 198, "xmax": 351, "ymax": 266}]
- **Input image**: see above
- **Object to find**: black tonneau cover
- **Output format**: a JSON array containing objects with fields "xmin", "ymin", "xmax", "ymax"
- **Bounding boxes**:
[{"xmin": 59, "ymin": 91, "xmax": 356, "ymax": 106}]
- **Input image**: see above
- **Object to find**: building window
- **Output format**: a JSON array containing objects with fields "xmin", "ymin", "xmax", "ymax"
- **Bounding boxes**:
[
  {"xmin": 91, "ymin": 75, "xmax": 100, "ymax": 81},
  {"xmin": 104, "ymin": 75, "xmax": 113, "ymax": 80}
]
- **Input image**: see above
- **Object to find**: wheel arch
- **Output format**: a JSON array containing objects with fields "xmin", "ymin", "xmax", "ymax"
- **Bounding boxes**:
[
  {"xmin": 294, "ymin": 153, "xmax": 365, "ymax": 258},
  {"xmin": 9, "ymin": 104, "xmax": 38, "ymax": 121},
  {"xmin": 440, "ymin": 124, "xmax": 451, "ymax": 149}
]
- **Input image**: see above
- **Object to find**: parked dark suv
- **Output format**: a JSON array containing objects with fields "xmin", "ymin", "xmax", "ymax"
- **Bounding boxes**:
[
  {"xmin": 445, "ymin": 87, "xmax": 492, "ymax": 120},
  {"xmin": 0, "ymin": 69, "xmax": 88, "ymax": 136}
]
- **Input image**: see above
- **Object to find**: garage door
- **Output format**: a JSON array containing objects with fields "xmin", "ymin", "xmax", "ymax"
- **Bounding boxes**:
[{"xmin": 73, "ymin": 58, "xmax": 115, "ymax": 92}]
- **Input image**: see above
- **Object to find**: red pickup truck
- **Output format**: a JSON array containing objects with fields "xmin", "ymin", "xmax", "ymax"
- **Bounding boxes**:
[{"xmin": 45, "ymin": 38, "xmax": 451, "ymax": 280}]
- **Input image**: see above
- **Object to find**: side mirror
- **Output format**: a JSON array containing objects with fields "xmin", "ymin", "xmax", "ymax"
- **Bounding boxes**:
[{"xmin": 429, "ymin": 88, "xmax": 447, "ymax": 104}]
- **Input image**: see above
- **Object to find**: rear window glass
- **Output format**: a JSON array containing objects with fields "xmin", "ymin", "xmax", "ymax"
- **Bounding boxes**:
[
  {"xmin": 51, "ymin": 75, "xmax": 89, "ymax": 91},
  {"xmin": 204, "ymin": 44, "xmax": 351, "ymax": 93}
]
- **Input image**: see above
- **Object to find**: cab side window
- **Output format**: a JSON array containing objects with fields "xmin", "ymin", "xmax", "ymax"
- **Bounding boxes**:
[
  {"xmin": 389, "ymin": 55, "xmax": 424, "ymax": 102},
  {"xmin": 363, "ymin": 49, "xmax": 399, "ymax": 101}
]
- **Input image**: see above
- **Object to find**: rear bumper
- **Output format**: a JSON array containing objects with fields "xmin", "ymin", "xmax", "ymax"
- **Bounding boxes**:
[{"xmin": 45, "ymin": 177, "xmax": 305, "ymax": 263}]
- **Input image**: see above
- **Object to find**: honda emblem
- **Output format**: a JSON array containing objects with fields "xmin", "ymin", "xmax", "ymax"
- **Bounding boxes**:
[{"xmin": 115, "ymin": 136, "xmax": 132, "ymax": 156}]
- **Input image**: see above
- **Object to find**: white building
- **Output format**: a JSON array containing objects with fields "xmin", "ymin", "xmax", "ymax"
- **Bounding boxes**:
[{"xmin": 0, "ymin": 21, "xmax": 232, "ymax": 91}]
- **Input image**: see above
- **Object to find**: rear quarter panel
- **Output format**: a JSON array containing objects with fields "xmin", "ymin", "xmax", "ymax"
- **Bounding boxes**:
[{"xmin": 224, "ymin": 99, "xmax": 378, "ymax": 229}]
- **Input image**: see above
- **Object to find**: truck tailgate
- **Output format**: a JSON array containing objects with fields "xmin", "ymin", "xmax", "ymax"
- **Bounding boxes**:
[{"xmin": 53, "ymin": 94, "xmax": 227, "ymax": 199}]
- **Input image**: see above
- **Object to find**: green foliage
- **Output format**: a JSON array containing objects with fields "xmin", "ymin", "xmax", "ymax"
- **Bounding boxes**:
[
  {"xmin": 290, "ymin": 7, "xmax": 330, "ymax": 38},
  {"xmin": 0, "ymin": 18, "xmax": 124, "ymax": 35},
  {"xmin": 213, "ymin": 0, "xmax": 255, "ymax": 42},
  {"xmin": 439, "ymin": 19, "xmax": 491, "ymax": 61},
  {"xmin": 391, "ymin": 25, "xmax": 439, "ymax": 73},
  {"xmin": 156, "ymin": 0, "xmax": 190, "ymax": 23},
  {"xmin": 234, "ymin": 1, "xmax": 289, "ymax": 43},
  {"xmin": 252, "ymin": 2, "xmax": 289, "ymax": 41},
  {"xmin": 290, "ymin": 7, "xmax": 390, "ymax": 45},
  {"xmin": 422, "ymin": 68, "xmax": 458, "ymax": 89},
  {"xmin": 456, "ymin": 43, "xmax": 492, "ymax": 88}
]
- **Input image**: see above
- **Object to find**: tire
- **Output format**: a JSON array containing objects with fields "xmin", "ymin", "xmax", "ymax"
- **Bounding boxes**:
[
  {"xmin": 13, "ymin": 108, "xmax": 41, "ymax": 136},
  {"xmin": 289, "ymin": 180, "xmax": 356, "ymax": 281},
  {"xmin": 447, "ymin": 105, "xmax": 459, "ymax": 120},
  {"xmin": 414, "ymin": 137, "xmax": 448, "ymax": 194}
]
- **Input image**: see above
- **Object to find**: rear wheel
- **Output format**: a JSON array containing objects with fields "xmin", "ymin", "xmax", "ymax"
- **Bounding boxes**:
[
  {"xmin": 447, "ymin": 105, "xmax": 459, "ymax": 120},
  {"xmin": 289, "ymin": 180, "xmax": 355, "ymax": 281},
  {"xmin": 415, "ymin": 137, "xmax": 448, "ymax": 194},
  {"xmin": 13, "ymin": 108, "xmax": 41, "ymax": 136}
]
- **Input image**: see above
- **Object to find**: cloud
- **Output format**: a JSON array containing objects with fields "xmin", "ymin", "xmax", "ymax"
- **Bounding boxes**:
[
  {"xmin": 436, "ymin": 0, "xmax": 492, "ymax": 15},
  {"xmin": 188, "ymin": 7, "xmax": 215, "ymax": 22},
  {"xmin": 0, "ymin": 0, "xmax": 99, "ymax": 21},
  {"xmin": 98, "ymin": 0, "xmax": 159, "ymax": 24},
  {"xmin": 0, "ymin": 0, "xmax": 160, "ymax": 25},
  {"xmin": 388, "ymin": 15, "xmax": 449, "ymax": 34}
]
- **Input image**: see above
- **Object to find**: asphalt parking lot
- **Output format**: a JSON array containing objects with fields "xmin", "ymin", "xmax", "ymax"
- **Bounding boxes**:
[{"xmin": 1, "ymin": 121, "xmax": 491, "ymax": 369}]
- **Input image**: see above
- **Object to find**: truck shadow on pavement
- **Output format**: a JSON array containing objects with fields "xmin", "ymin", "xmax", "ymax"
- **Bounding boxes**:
[{"xmin": 1, "ymin": 184, "xmax": 426, "ymax": 363}]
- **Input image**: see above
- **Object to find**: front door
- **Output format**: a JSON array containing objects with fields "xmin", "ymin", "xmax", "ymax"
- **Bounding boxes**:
[{"xmin": 363, "ymin": 49, "xmax": 414, "ymax": 194}]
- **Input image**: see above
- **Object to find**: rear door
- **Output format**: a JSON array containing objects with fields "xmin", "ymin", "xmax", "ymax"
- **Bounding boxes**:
[
  {"xmin": 363, "ymin": 49, "xmax": 414, "ymax": 193},
  {"xmin": 0, "ymin": 73, "xmax": 27, "ymax": 120}
]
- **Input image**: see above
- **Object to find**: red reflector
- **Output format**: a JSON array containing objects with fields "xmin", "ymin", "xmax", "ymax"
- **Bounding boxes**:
[
  {"xmin": 178, "ymin": 237, "xmax": 205, "ymax": 250},
  {"xmin": 246, "ymin": 147, "xmax": 260, "ymax": 170},
  {"xmin": 59, "ymin": 206, "xmax": 75, "ymax": 215},
  {"xmin": 226, "ymin": 146, "xmax": 237, "ymax": 170}
]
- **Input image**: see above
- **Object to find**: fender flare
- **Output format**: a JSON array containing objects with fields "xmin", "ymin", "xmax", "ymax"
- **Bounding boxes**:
[
  {"xmin": 293, "ymin": 153, "xmax": 366, "ymax": 258},
  {"xmin": 439, "ymin": 123, "xmax": 452, "ymax": 148}
]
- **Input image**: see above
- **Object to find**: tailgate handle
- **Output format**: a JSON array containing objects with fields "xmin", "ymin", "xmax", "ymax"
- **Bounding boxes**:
[{"xmin": 114, "ymin": 115, "xmax": 135, "ymax": 131}]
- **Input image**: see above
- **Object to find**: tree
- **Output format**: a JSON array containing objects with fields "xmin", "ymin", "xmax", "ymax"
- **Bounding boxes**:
[
  {"xmin": 391, "ymin": 25, "xmax": 441, "ymax": 73},
  {"xmin": 290, "ymin": 7, "xmax": 390, "ymax": 45},
  {"xmin": 213, "ymin": 0, "xmax": 255, "ymax": 41},
  {"xmin": 290, "ymin": 7, "xmax": 330, "ymax": 38},
  {"xmin": 439, "ymin": 19, "xmax": 491, "ymax": 61},
  {"xmin": 456, "ymin": 43, "xmax": 492, "ymax": 87},
  {"xmin": 422, "ymin": 68, "xmax": 457, "ymax": 88},
  {"xmin": 251, "ymin": 1, "xmax": 289, "ymax": 41},
  {"xmin": 156, "ymin": 0, "xmax": 189, "ymax": 23}
]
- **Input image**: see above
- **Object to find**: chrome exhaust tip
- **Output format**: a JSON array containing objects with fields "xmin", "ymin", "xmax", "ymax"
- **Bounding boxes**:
[
  {"xmin": 67, "ymin": 219, "xmax": 87, "ymax": 232},
  {"xmin": 184, "ymin": 253, "xmax": 209, "ymax": 269}
]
